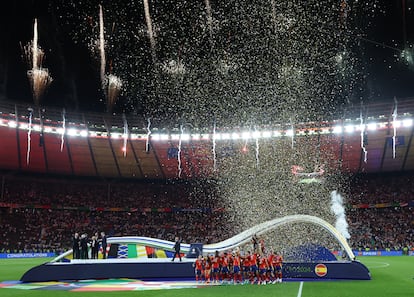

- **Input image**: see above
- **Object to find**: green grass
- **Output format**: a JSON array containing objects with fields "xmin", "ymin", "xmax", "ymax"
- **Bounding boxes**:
[{"xmin": 0, "ymin": 257, "xmax": 413, "ymax": 296}]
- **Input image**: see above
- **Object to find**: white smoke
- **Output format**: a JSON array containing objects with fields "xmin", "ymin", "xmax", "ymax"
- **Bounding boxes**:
[{"xmin": 330, "ymin": 190, "xmax": 350, "ymax": 239}]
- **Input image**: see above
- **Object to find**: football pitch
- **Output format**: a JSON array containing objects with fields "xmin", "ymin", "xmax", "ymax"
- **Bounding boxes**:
[{"xmin": 0, "ymin": 256, "xmax": 413, "ymax": 297}]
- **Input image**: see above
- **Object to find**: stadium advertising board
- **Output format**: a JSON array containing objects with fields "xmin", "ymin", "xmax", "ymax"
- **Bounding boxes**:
[
  {"xmin": 353, "ymin": 250, "xmax": 403, "ymax": 256},
  {"xmin": 0, "ymin": 252, "xmax": 55, "ymax": 259}
]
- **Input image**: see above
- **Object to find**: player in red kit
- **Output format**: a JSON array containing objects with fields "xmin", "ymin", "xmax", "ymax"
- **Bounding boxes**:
[
  {"xmin": 242, "ymin": 251, "xmax": 252, "ymax": 283},
  {"xmin": 220, "ymin": 252, "xmax": 230, "ymax": 283},
  {"xmin": 204, "ymin": 256, "xmax": 212, "ymax": 283},
  {"xmin": 244, "ymin": 251, "xmax": 258, "ymax": 284},
  {"xmin": 212, "ymin": 251, "xmax": 220, "ymax": 283},
  {"xmin": 232, "ymin": 251, "xmax": 242, "ymax": 284},
  {"xmin": 193, "ymin": 255, "xmax": 204, "ymax": 283},
  {"xmin": 272, "ymin": 251, "xmax": 283, "ymax": 283},
  {"xmin": 258, "ymin": 255, "xmax": 269, "ymax": 285}
]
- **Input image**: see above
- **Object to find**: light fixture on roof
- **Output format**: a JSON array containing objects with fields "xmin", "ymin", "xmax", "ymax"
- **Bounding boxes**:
[
  {"xmin": 201, "ymin": 134, "xmax": 210, "ymax": 140},
  {"xmin": 241, "ymin": 131, "xmax": 250, "ymax": 140},
  {"xmin": 232, "ymin": 132, "xmax": 240, "ymax": 140},
  {"xmin": 252, "ymin": 131, "xmax": 261, "ymax": 139},
  {"xmin": 403, "ymin": 119, "xmax": 413, "ymax": 127},
  {"xmin": 80, "ymin": 130, "xmax": 88, "ymax": 137},
  {"xmin": 33, "ymin": 125, "xmax": 41, "ymax": 132},
  {"xmin": 67, "ymin": 128, "xmax": 77, "ymax": 136},
  {"xmin": 344, "ymin": 125, "xmax": 354, "ymax": 133},
  {"xmin": 262, "ymin": 131, "xmax": 272, "ymax": 138},
  {"xmin": 192, "ymin": 134, "xmax": 201, "ymax": 140},
  {"xmin": 333, "ymin": 126, "xmax": 342, "ymax": 134},
  {"xmin": 221, "ymin": 133, "xmax": 231, "ymax": 140},
  {"xmin": 367, "ymin": 123, "xmax": 377, "ymax": 131},
  {"xmin": 8, "ymin": 120, "xmax": 17, "ymax": 128}
]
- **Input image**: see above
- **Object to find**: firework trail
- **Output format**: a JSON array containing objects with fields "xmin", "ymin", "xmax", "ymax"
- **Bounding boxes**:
[
  {"xmin": 270, "ymin": 0, "xmax": 277, "ymax": 33},
  {"xmin": 178, "ymin": 124, "xmax": 183, "ymax": 178},
  {"xmin": 122, "ymin": 113, "xmax": 128, "ymax": 157},
  {"xmin": 32, "ymin": 19, "xmax": 39, "ymax": 70},
  {"xmin": 60, "ymin": 108, "xmax": 66, "ymax": 152},
  {"xmin": 99, "ymin": 5, "xmax": 106, "ymax": 90},
  {"xmin": 212, "ymin": 122, "xmax": 217, "ymax": 171},
  {"xmin": 24, "ymin": 19, "xmax": 53, "ymax": 106},
  {"xmin": 106, "ymin": 74, "xmax": 122, "ymax": 112},
  {"xmin": 392, "ymin": 98, "xmax": 398, "ymax": 159},
  {"xmin": 255, "ymin": 129, "xmax": 259, "ymax": 168},
  {"xmin": 360, "ymin": 109, "xmax": 367, "ymax": 163},
  {"xmin": 143, "ymin": 0, "xmax": 157, "ymax": 63},
  {"xmin": 27, "ymin": 108, "xmax": 33, "ymax": 165},
  {"xmin": 330, "ymin": 190, "xmax": 350, "ymax": 239},
  {"xmin": 146, "ymin": 118, "xmax": 151, "ymax": 153},
  {"xmin": 204, "ymin": 0, "xmax": 214, "ymax": 46}
]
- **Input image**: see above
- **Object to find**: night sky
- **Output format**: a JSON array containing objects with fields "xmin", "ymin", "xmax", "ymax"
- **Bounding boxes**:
[{"xmin": 1, "ymin": 1, "xmax": 414, "ymax": 124}]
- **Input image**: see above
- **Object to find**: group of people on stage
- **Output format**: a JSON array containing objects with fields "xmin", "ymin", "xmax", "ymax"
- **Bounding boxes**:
[
  {"xmin": 193, "ymin": 248, "xmax": 283, "ymax": 285},
  {"xmin": 72, "ymin": 231, "xmax": 108, "ymax": 260}
]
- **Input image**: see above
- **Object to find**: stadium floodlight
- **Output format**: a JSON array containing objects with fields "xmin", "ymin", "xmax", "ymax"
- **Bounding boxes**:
[
  {"xmin": 201, "ymin": 134, "xmax": 210, "ymax": 140},
  {"xmin": 367, "ymin": 123, "xmax": 377, "ymax": 131},
  {"xmin": 8, "ymin": 121, "xmax": 17, "ymax": 128},
  {"xmin": 262, "ymin": 131, "xmax": 272, "ymax": 138},
  {"xmin": 80, "ymin": 130, "xmax": 88, "ymax": 137},
  {"xmin": 192, "ymin": 134, "xmax": 201, "ymax": 140},
  {"xmin": 403, "ymin": 119, "xmax": 413, "ymax": 127},
  {"xmin": 286, "ymin": 129, "xmax": 294, "ymax": 136},
  {"xmin": 231, "ymin": 132, "xmax": 240, "ymax": 140},
  {"xmin": 392, "ymin": 120, "xmax": 401, "ymax": 128},
  {"xmin": 221, "ymin": 133, "xmax": 231, "ymax": 140},
  {"xmin": 67, "ymin": 128, "xmax": 77, "ymax": 136},
  {"xmin": 33, "ymin": 125, "xmax": 41, "ymax": 131},
  {"xmin": 241, "ymin": 131, "xmax": 251, "ymax": 140},
  {"xmin": 333, "ymin": 126, "xmax": 343, "ymax": 134},
  {"xmin": 171, "ymin": 134, "xmax": 180, "ymax": 140},
  {"xmin": 345, "ymin": 125, "xmax": 354, "ymax": 133},
  {"xmin": 252, "ymin": 131, "xmax": 261, "ymax": 139}
]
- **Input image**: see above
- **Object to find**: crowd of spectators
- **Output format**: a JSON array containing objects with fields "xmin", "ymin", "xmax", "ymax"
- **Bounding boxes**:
[
  {"xmin": 0, "ymin": 172, "xmax": 413, "ymax": 254},
  {"xmin": 348, "ymin": 172, "xmax": 414, "ymax": 205}
]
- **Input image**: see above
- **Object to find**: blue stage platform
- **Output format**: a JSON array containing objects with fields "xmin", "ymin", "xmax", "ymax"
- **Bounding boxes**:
[{"xmin": 20, "ymin": 258, "xmax": 370, "ymax": 282}]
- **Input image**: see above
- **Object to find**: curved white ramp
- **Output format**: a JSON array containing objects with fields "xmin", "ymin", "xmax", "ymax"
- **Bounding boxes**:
[
  {"xmin": 51, "ymin": 214, "xmax": 354, "ymax": 262},
  {"xmin": 107, "ymin": 214, "xmax": 355, "ymax": 259}
]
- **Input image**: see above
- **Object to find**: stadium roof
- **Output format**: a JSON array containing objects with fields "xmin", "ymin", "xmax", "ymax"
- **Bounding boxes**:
[{"xmin": 1, "ymin": 98, "xmax": 414, "ymax": 179}]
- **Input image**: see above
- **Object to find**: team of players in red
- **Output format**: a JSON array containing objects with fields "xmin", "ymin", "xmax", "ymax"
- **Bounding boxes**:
[{"xmin": 193, "ymin": 249, "xmax": 283, "ymax": 285}]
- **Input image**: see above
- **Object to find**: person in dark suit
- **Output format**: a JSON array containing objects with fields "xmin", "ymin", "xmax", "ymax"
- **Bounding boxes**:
[
  {"xmin": 72, "ymin": 232, "xmax": 80, "ymax": 259},
  {"xmin": 80, "ymin": 233, "xmax": 89, "ymax": 259},
  {"xmin": 100, "ymin": 232, "xmax": 108, "ymax": 259},
  {"xmin": 172, "ymin": 237, "xmax": 182, "ymax": 262},
  {"xmin": 90, "ymin": 235, "xmax": 99, "ymax": 259}
]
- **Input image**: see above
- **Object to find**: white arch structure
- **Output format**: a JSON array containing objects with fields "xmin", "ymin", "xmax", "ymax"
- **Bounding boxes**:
[{"xmin": 52, "ymin": 214, "xmax": 354, "ymax": 262}]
